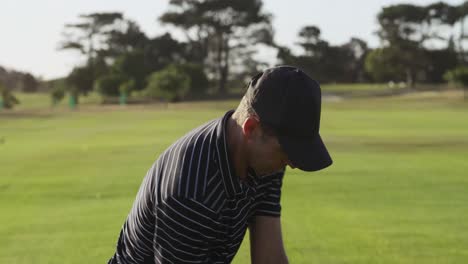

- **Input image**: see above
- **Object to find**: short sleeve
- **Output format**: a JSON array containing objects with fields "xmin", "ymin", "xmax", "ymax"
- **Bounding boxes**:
[
  {"xmin": 253, "ymin": 170, "xmax": 285, "ymax": 217},
  {"xmin": 108, "ymin": 165, "xmax": 157, "ymax": 264}
]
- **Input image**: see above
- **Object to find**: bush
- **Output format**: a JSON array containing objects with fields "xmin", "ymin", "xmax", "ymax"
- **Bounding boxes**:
[
  {"xmin": 445, "ymin": 66, "xmax": 468, "ymax": 100},
  {"xmin": 50, "ymin": 84, "xmax": 65, "ymax": 105},
  {"xmin": 95, "ymin": 74, "xmax": 125, "ymax": 97},
  {"xmin": 113, "ymin": 51, "xmax": 148, "ymax": 91},
  {"xmin": 119, "ymin": 79, "xmax": 135, "ymax": 95},
  {"xmin": 176, "ymin": 63, "xmax": 209, "ymax": 96},
  {"xmin": 0, "ymin": 83, "xmax": 20, "ymax": 109},
  {"xmin": 21, "ymin": 73, "xmax": 39, "ymax": 93},
  {"xmin": 364, "ymin": 48, "xmax": 405, "ymax": 82},
  {"xmin": 444, "ymin": 66, "xmax": 468, "ymax": 86},
  {"xmin": 66, "ymin": 66, "xmax": 94, "ymax": 96},
  {"xmin": 144, "ymin": 65, "xmax": 190, "ymax": 102}
]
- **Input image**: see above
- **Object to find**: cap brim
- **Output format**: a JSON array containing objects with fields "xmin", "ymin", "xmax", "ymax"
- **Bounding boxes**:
[{"xmin": 279, "ymin": 134, "xmax": 332, "ymax": 171}]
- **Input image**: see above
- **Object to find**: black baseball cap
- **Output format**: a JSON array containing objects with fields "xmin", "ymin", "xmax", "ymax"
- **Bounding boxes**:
[{"xmin": 245, "ymin": 66, "xmax": 333, "ymax": 171}]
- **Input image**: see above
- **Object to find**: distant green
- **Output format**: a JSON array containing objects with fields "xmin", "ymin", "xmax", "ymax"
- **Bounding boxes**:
[{"xmin": 1, "ymin": 91, "xmax": 468, "ymax": 263}]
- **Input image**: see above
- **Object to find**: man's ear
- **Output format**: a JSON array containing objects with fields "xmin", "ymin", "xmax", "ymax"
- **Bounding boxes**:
[{"xmin": 242, "ymin": 117, "xmax": 260, "ymax": 141}]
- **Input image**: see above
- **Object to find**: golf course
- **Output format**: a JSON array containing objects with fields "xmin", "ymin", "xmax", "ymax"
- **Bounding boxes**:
[{"xmin": 1, "ymin": 90, "xmax": 468, "ymax": 263}]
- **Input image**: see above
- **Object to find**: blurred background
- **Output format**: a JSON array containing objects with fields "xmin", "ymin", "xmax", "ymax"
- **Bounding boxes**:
[{"xmin": 1, "ymin": 0, "xmax": 467, "ymax": 263}]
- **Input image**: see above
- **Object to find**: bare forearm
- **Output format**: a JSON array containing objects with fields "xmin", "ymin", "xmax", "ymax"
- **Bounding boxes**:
[{"xmin": 249, "ymin": 216, "xmax": 289, "ymax": 264}]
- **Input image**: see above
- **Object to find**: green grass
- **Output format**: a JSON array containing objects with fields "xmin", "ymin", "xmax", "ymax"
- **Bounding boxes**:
[
  {"xmin": 1, "ymin": 91, "xmax": 468, "ymax": 263},
  {"xmin": 320, "ymin": 83, "xmax": 452, "ymax": 98},
  {"xmin": 13, "ymin": 92, "xmax": 102, "ymax": 111},
  {"xmin": 321, "ymin": 83, "xmax": 392, "ymax": 93}
]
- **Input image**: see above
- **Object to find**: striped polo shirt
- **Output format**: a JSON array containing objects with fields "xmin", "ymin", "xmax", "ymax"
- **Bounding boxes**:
[{"xmin": 108, "ymin": 110, "xmax": 285, "ymax": 264}]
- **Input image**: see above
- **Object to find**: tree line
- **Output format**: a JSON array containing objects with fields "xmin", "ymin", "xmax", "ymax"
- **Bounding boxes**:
[
  {"xmin": 2, "ymin": 0, "xmax": 468, "ymax": 109},
  {"xmin": 0, "ymin": 66, "xmax": 39, "ymax": 109}
]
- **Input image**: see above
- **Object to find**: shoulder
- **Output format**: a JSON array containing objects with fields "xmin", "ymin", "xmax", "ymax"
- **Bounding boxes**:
[
  {"xmin": 155, "ymin": 118, "xmax": 221, "ymax": 201},
  {"xmin": 161, "ymin": 117, "xmax": 218, "ymax": 164}
]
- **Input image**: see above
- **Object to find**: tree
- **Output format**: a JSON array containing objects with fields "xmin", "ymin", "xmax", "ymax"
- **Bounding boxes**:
[
  {"xmin": 444, "ymin": 66, "xmax": 468, "ymax": 100},
  {"xmin": 374, "ymin": 3, "xmax": 456, "ymax": 85},
  {"xmin": 104, "ymin": 20, "xmax": 148, "ymax": 57},
  {"xmin": 60, "ymin": 12, "xmax": 125, "ymax": 62},
  {"xmin": 453, "ymin": 1, "xmax": 468, "ymax": 63},
  {"xmin": 160, "ymin": 0, "xmax": 274, "ymax": 94},
  {"xmin": 144, "ymin": 33, "xmax": 186, "ymax": 72},
  {"xmin": 365, "ymin": 48, "xmax": 406, "ymax": 82},
  {"xmin": 0, "ymin": 66, "xmax": 39, "ymax": 92},
  {"xmin": 144, "ymin": 65, "xmax": 191, "ymax": 102},
  {"xmin": 176, "ymin": 63, "xmax": 209, "ymax": 96},
  {"xmin": 278, "ymin": 25, "xmax": 369, "ymax": 83},
  {"xmin": 276, "ymin": 46, "xmax": 297, "ymax": 66},
  {"xmin": 0, "ymin": 82, "xmax": 19, "ymax": 109},
  {"xmin": 107, "ymin": 33, "xmax": 186, "ymax": 94},
  {"xmin": 284, "ymin": 25, "xmax": 330, "ymax": 82},
  {"xmin": 342, "ymin": 38, "xmax": 370, "ymax": 82},
  {"xmin": 377, "ymin": 4, "xmax": 426, "ymax": 45},
  {"xmin": 425, "ymin": 46, "xmax": 458, "ymax": 83},
  {"xmin": 95, "ymin": 74, "xmax": 126, "ymax": 97},
  {"xmin": 50, "ymin": 86, "xmax": 65, "ymax": 106},
  {"xmin": 66, "ymin": 64, "xmax": 95, "ymax": 103},
  {"xmin": 59, "ymin": 12, "xmax": 129, "ymax": 98},
  {"xmin": 112, "ymin": 50, "xmax": 148, "ymax": 91},
  {"xmin": 21, "ymin": 73, "xmax": 39, "ymax": 93},
  {"xmin": 119, "ymin": 80, "xmax": 135, "ymax": 99},
  {"xmin": 297, "ymin": 26, "xmax": 328, "ymax": 57}
]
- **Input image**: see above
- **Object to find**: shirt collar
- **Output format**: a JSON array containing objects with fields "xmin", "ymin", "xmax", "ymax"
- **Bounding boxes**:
[{"xmin": 214, "ymin": 110, "xmax": 242, "ymax": 198}]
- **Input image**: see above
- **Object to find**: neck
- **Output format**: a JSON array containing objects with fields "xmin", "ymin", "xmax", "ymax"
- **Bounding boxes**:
[{"xmin": 226, "ymin": 116, "xmax": 248, "ymax": 180}]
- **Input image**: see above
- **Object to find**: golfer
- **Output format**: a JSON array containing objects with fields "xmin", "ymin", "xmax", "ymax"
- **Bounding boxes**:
[{"xmin": 108, "ymin": 66, "xmax": 333, "ymax": 263}]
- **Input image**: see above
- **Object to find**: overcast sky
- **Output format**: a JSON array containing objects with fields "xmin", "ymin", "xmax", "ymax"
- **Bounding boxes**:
[{"xmin": 0, "ymin": 0, "xmax": 463, "ymax": 80}]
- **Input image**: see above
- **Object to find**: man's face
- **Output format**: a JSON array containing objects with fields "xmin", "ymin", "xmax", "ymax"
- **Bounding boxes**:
[{"xmin": 244, "ymin": 118, "xmax": 294, "ymax": 176}]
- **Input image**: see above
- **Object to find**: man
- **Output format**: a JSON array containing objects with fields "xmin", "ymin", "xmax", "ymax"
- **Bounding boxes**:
[{"xmin": 108, "ymin": 66, "xmax": 332, "ymax": 263}]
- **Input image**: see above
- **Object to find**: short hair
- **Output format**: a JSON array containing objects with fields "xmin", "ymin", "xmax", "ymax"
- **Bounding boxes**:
[
  {"xmin": 233, "ymin": 95, "xmax": 257, "ymax": 122},
  {"xmin": 233, "ymin": 85, "xmax": 277, "ymax": 138},
  {"xmin": 232, "ymin": 71, "xmax": 263, "ymax": 122}
]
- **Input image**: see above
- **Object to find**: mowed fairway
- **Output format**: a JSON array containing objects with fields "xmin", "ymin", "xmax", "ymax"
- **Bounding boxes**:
[{"xmin": 1, "ymin": 91, "xmax": 468, "ymax": 263}]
